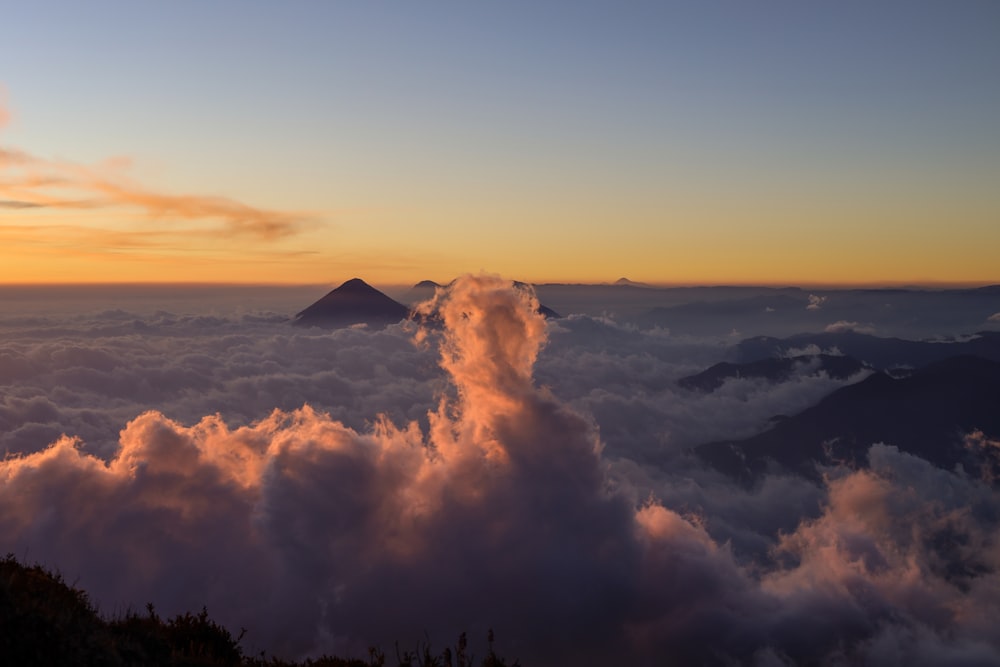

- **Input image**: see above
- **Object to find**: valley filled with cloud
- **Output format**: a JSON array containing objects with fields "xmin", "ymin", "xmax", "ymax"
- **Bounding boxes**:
[{"xmin": 2, "ymin": 276, "xmax": 1000, "ymax": 665}]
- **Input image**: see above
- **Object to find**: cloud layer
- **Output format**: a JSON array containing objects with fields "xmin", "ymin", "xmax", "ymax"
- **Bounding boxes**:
[{"xmin": 2, "ymin": 276, "xmax": 999, "ymax": 665}]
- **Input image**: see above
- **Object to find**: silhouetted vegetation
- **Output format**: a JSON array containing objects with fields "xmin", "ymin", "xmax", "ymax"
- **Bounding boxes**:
[{"xmin": 1, "ymin": 554, "xmax": 519, "ymax": 667}]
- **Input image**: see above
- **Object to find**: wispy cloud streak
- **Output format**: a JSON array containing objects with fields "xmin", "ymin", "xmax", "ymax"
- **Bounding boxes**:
[{"xmin": 0, "ymin": 98, "xmax": 313, "ymax": 240}]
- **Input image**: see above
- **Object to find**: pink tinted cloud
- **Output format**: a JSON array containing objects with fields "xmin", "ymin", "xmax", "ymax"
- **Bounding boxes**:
[
  {"xmin": 0, "ymin": 97, "xmax": 313, "ymax": 240},
  {"xmin": 0, "ymin": 276, "xmax": 738, "ymax": 661},
  {"xmin": 1, "ymin": 277, "xmax": 999, "ymax": 665}
]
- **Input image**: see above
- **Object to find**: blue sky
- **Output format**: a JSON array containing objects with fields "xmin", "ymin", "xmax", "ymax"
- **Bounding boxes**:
[{"xmin": 2, "ymin": 1, "xmax": 999, "ymax": 284}]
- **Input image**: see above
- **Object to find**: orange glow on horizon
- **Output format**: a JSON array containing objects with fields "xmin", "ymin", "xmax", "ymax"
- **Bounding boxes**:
[{"xmin": 4, "ymin": 94, "xmax": 998, "ymax": 290}]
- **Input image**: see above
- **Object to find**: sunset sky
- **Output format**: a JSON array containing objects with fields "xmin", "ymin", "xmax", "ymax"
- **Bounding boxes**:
[{"xmin": 2, "ymin": 1, "xmax": 998, "ymax": 286}]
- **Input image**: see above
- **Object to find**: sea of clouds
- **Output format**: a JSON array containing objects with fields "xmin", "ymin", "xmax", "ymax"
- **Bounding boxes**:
[{"xmin": 2, "ymin": 276, "xmax": 998, "ymax": 666}]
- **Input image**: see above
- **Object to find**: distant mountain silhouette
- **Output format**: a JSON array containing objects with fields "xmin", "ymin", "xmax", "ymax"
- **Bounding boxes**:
[
  {"xmin": 735, "ymin": 331, "xmax": 1000, "ymax": 370},
  {"xmin": 537, "ymin": 304, "xmax": 561, "ymax": 319},
  {"xmin": 609, "ymin": 284, "xmax": 1000, "ymax": 338},
  {"xmin": 507, "ymin": 283, "xmax": 559, "ymax": 317},
  {"xmin": 678, "ymin": 354, "xmax": 870, "ymax": 392},
  {"xmin": 614, "ymin": 277, "xmax": 651, "ymax": 287},
  {"xmin": 629, "ymin": 294, "xmax": 814, "ymax": 335},
  {"xmin": 293, "ymin": 278, "xmax": 410, "ymax": 329},
  {"xmin": 402, "ymin": 278, "xmax": 559, "ymax": 318},
  {"xmin": 696, "ymin": 355, "xmax": 1000, "ymax": 483},
  {"xmin": 401, "ymin": 280, "xmax": 444, "ymax": 306}
]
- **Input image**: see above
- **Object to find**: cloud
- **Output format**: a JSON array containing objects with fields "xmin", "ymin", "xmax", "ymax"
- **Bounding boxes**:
[
  {"xmin": 0, "ymin": 308, "xmax": 441, "ymax": 458},
  {"xmin": 1, "ymin": 276, "xmax": 652, "ymax": 661},
  {"xmin": 825, "ymin": 320, "xmax": 876, "ymax": 334},
  {"xmin": 0, "ymin": 97, "xmax": 313, "ymax": 241},
  {"xmin": 780, "ymin": 343, "xmax": 844, "ymax": 358},
  {"xmin": 759, "ymin": 444, "xmax": 1000, "ymax": 664},
  {"xmin": 1, "ymin": 277, "xmax": 999, "ymax": 664},
  {"xmin": 988, "ymin": 312, "xmax": 1000, "ymax": 323},
  {"xmin": 806, "ymin": 294, "xmax": 827, "ymax": 310},
  {"xmin": 964, "ymin": 430, "xmax": 1000, "ymax": 483}
]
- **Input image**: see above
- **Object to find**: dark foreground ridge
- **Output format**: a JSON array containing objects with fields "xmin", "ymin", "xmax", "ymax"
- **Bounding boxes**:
[
  {"xmin": 0, "ymin": 554, "xmax": 519, "ymax": 667},
  {"xmin": 293, "ymin": 279, "xmax": 411, "ymax": 330}
]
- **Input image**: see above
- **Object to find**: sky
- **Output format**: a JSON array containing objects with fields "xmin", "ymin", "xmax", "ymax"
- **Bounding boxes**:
[{"xmin": 2, "ymin": 1, "xmax": 999, "ymax": 286}]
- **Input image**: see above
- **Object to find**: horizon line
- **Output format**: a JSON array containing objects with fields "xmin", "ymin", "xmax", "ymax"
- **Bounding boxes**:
[{"xmin": 0, "ymin": 278, "xmax": 998, "ymax": 291}]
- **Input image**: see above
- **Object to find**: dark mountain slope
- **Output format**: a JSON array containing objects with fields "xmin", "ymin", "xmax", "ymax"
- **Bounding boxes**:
[
  {"xmin": 293, "ymin": 278, "xmax": 410, "ymax": 329},
  {"xmin": 678, "ymin": 354, "xmax": 870, "ymax": 392},
  {"xmin": 735, "ymin": 331, "xmax": 1000, "ymax": 369},
  {"xmin": 696, "ymin": 355, "xmax": 1000, "ymax": 482}
]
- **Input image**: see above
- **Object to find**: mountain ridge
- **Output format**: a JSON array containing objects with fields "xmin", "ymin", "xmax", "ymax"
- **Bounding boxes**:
[{"xmin": 695, "ymin": 354, "xmax": 1000, "ymax": 483}]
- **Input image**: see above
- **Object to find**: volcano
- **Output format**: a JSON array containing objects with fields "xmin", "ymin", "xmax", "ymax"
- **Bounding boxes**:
[{"xmin": 293, "ymin": 278, "xmax": 410, "ymax": 329}]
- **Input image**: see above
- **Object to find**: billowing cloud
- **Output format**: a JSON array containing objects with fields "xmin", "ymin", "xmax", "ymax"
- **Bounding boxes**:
[
  {"xmin": 1, "ymin": 276, "xmax": 999, "ymax": 665},
  {"xmin": 760, "ymin": 444, "xmax": 1000, "ymax": 664},
  {"xmin": 806, "ymin": 294, "xmax": 827, "ymax": 310},
  {"xmin": 988, "ymin": 312, "xmax": 1000, "ymax": 323},
  {"xmin": 0, "ymin": 307, "xmax": 440, "ymax": 459}
]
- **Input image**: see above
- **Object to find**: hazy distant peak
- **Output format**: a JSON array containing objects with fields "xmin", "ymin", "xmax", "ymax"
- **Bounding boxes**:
[
  {"xmin": 614, "ymin": 277, "xmax": 651, "ymax": 287},
  {"xmin": 413, "ymin": 280, "xmax": 441, "ymax": 289}
]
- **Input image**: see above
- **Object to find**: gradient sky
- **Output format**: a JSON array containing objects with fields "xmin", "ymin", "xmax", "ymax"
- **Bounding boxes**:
[{"xmin": 2, "ymin": 1, "xmax": 998, "ymax": 285}]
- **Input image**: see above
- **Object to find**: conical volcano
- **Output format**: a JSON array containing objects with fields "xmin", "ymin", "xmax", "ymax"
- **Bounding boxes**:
[{"xmin": 293, "ymin": 278, "xmax": 410, "ymax": 329}]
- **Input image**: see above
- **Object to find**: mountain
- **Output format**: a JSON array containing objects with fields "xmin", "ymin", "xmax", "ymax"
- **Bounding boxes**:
[
  {"xmin": 678, "ymin": 354, "xmax": 870, "ymax": 392},
  {"xmin": 292, "ymin": 278, "xmax": 410, "ymax": 329},
  {"xmin": 612, "ymin": 285, "xmax": 1000, "ymax": 338},
  {"xmin": 0, "ymin": 554, "xmax": 517, "ymax": 666},
  {"xmin": 735, "ymin": 330, "xmax": 1000, "ymax": 370},
  {"xmin": 537, "ymin": 304, "xmax": 561, "ymax": 319},
  {"xmin": 403, "ymin": 278, "xmax": 560, "ymax": 318},
  {"xmin": 695, "ymin": 355, "xmax": 1000, "ymax": 483},
  {"xmin": 401, "ymin": 280, "xmax": 443, "ymax": 306},
  {"xmin": 614, "ymin": 277, "xmax": 652, "ymax": 288}
]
